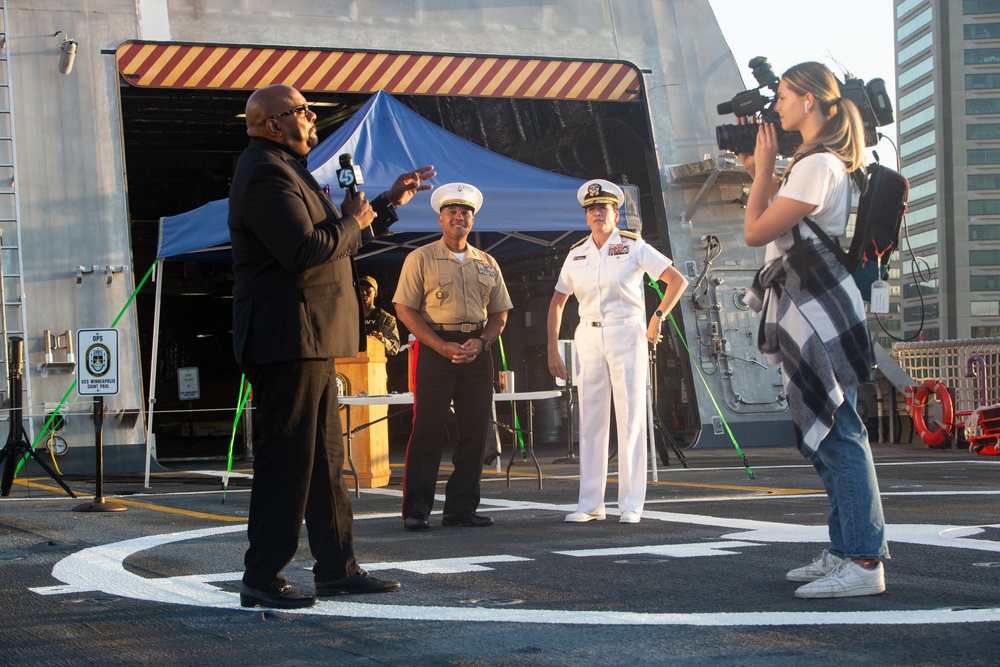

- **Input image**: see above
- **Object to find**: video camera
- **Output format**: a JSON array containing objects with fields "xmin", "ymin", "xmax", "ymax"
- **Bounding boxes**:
[{"xmin": 715, "ymin": 56, "xmax": 895, "ymax": 156}]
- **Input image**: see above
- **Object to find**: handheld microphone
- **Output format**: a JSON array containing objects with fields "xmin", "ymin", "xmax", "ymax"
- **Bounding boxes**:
[{"xmin": 337, "ymin": 153, "xmax": 364, "ymax": 196}]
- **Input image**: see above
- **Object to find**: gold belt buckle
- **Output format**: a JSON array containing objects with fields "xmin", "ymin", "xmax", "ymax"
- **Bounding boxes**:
[
  {"xmin": 590, "ymin": 321, "xmax": 602, "ymax": 328},
  {"xmin": 461, "ymin": 323, "xmax": 474, "ymax": 332}
]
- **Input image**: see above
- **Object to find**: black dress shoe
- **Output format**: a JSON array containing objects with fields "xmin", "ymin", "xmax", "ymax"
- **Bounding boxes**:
[
  {"xmin": 239, "ymin": 583, "xmax": 318, "ymax": 609},
  {"xmin": 315, "ymin": 570, "xmax": 401, "ymax": 596},
  {"xmin": 404, "ymin": 512, "xmax": 430, "ymax": 530},
  {"xmin": 441, "ymin": 512, "xmax": 494, "ymax": 527},
  {"xmin": 483, "ymin": 449, "xmax": 500, "ymax": 465}
]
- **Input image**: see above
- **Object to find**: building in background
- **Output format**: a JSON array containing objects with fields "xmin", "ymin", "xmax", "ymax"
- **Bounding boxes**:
[{"xmin": 894, "ymin": 0, "xmax": 1000, "ymax": 341}]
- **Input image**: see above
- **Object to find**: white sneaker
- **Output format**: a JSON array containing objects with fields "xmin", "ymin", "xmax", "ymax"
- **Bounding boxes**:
[
  {"xmin": 786, "ymin": 549, "xmax": 844, "ymax": 582},
  {"xmin": 564, "ymin": 511, "xmax": 606, "ymax": 522},
  {"xmin": 619, "ymin": 511, "xmax": 641, "ymax": 524},
  {"xmin": 794, "ymin": 560, "xmax": 886, "ymax": 599}
]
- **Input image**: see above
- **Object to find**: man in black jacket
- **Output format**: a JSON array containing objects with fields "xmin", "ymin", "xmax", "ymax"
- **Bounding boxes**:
[{"xmin": 229, "ymin": 84, "xmax": 434, "ymax": 609}]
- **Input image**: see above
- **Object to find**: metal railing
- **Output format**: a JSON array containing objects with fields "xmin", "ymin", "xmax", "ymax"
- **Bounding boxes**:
[{"xmin": 891, "ymin": 337, "xmax": 1000, "ymax": 414}]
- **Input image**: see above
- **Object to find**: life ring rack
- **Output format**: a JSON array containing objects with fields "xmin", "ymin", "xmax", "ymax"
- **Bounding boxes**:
[{"xmin": 912, "ymin": 379, "xmax": 954, "ymax": 447}]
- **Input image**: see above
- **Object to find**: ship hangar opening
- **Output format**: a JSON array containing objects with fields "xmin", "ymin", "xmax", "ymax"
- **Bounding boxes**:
[{"xmin": 118, "ymin": 60, "xmax": 690, "ymax": 461}]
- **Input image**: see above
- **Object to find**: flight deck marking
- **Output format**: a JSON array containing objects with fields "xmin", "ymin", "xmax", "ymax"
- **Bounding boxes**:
[{"xmin": 29, "ymin": 509, "xmax": 1000, "ymax": 626}]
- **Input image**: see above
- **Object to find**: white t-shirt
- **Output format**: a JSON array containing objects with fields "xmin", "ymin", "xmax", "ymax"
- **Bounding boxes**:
[{"xmin": 766, "ymin": 152, "xmax": 852, "ymax": 261}]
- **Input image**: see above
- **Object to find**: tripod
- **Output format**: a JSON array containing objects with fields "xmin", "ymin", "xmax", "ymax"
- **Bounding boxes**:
[
  {"xmin": 649, "ymin": 344, "xmax": 688, "ymax": 468},
  {"xmin": 0, "ymin": 337, "xmax": 76, "ymax": 497}
]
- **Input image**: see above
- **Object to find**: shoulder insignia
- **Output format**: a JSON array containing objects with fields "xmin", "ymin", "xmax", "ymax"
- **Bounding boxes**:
[
  {"xmin": 569, "ymin": 236, "xmax": 589, "ymax": 249},
  {"xmin": 619, "ymin": 230, "xmax": 640, "ymax": 240}
]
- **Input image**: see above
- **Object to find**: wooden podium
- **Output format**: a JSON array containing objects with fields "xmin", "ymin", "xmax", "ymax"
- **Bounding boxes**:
[{"xmin": 335, "ymin": 337, "xmax": 391, "ymax": 488}]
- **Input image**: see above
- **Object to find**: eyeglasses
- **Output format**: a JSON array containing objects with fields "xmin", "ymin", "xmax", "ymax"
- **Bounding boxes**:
[{"xmin": 271, "ymin": 103, "xmax": 311, "ymax": 119}]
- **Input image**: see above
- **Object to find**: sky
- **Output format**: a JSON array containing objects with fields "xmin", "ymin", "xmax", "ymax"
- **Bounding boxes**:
[{"xmin": 707, "ymin": 0, "xmax": 897, "ymax": 167}]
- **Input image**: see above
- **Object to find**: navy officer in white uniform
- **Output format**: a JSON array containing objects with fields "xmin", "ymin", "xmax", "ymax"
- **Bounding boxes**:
[{"xmin": 546, "ymin": 179, "xmax": 689, "ymax": 524}]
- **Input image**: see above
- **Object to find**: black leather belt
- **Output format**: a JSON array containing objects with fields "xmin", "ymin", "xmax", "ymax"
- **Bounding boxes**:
[{"xmin": 428, "ymin": 321, "xmax": 486, "ymax": 332}]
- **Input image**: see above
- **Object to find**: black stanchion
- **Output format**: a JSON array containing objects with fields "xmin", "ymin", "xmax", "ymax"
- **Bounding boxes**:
[
  {"xmin": 0, "ymin": 337, "xmax": 77, "ymax": 497},
  {"xmin": 73, "ymin": 395, "xmax": 126, "ymax": 512},
  {"xmin": 551, "ymin": 386, "xmax": 578, "ymax": 464},
  {"xmin": 649, "ymin": 345, "xmax": 689, "ymax": 468},
  {"xmin": 552, "ymin": 341, "xmax": 578, "ymax": 465}
]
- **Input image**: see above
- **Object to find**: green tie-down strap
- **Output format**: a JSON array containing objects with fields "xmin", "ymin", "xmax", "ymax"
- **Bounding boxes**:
[
  {"xmin": 646, "ymin": 275, "xmax": 753, "ymax": 479},
  {"xmin": 496, "ymin": 335, "xmax": 526, "ymax": 457},
  {"xmin": 16, "ymin": 261, "xmax": 159, "ymax": 477},
  {"xmin": 221, "ymin": 375, "xmax": 251, "ymax": 504}
]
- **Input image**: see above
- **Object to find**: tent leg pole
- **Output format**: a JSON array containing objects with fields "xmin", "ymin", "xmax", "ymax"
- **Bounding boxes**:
[{"xmin": 144, "ymin": 259, "xmax": 164, "ymax": 488}]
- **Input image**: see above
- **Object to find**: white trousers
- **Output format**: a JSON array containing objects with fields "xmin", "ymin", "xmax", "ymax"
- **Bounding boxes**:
[{"xmin": 573, "ymin": 318, "xmax": 648, "ymax": 515}]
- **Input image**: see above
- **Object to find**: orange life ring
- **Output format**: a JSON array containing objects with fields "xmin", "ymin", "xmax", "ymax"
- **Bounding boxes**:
[{"xmin": 912, "ymin": 379, "xmax": 954, "ymax": 447}]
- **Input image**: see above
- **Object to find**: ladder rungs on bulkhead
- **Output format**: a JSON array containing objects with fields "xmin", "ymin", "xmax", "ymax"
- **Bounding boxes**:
[{"xmin": 0, "ymin": 2, "xmax": 32, "ymax": 411}]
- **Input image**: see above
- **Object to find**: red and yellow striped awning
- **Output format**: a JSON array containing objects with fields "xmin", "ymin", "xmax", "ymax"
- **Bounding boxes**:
[{"xmin": 115, "ymin": 41, "xmax": 642, "ymax": 102}]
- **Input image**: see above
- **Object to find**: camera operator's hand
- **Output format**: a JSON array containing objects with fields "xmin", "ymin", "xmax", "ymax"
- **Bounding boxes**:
[
  {"xmin": 753, "ymin": 122, "xmax": 779, "ymax": 177},
  {"xmin": 735, "ymin": 117, "xmax": 757, "ymax": 178}
]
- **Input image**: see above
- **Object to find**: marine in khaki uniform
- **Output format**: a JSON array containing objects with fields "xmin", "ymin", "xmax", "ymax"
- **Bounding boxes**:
[
  {"xmin": 393, "ymin": 183, "xmax": 513, "ymax": 530},
  {"xmin": 546, "ymin": 179, "xmax": 689, "ymax": 525}
]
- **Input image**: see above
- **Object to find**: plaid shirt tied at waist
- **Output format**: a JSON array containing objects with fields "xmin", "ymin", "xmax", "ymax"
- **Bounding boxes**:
[{"xmin": 745, "ymin": 239, "xmax": 873, "ymax": 455}]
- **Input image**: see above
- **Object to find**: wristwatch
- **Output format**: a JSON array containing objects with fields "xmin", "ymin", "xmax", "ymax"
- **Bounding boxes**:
[
  {"xmin": 654, "ymin": 309, "xmax": 665, "ymax": 319},
  {"xmin": 479, "ymin": 336, "xmax": 491, "ymax": 351}
]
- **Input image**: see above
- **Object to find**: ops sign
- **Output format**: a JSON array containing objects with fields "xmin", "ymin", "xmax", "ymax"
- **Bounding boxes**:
[{"xmin": 77, "ymin": 329, "xmax": 119, "ymax": 395}]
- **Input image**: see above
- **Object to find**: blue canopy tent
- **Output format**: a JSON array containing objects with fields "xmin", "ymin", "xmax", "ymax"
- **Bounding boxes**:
[
  {"xmin": 155, "ymin": 90, "xmax": 640, "ymax": 262},
  {"xmin": 144, "ymin": 91, "xmax": 640, "ymax": 479}
]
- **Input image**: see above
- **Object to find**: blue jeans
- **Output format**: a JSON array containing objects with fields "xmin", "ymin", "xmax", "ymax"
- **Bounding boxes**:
[{"xmin": 808, "ymin": 387, "xmax": 890, "ymax": 559}]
